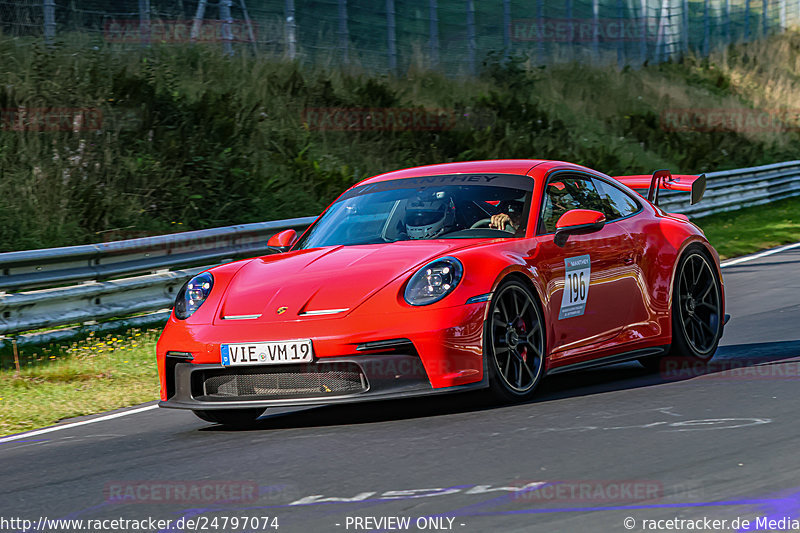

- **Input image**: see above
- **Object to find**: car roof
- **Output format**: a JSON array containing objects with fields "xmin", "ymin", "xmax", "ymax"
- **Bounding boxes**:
[{"xmin": 354, "ymin": 160, "xmax": 603, "ymax": 187}]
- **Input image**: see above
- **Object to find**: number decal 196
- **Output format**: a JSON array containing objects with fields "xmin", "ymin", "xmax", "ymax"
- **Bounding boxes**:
[{"xmin": 559, "ymin": 255, "xmax": 591, "ymax": 320}]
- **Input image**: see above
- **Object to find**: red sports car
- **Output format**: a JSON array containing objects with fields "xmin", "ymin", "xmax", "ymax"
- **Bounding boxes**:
[{"xmin": 157, "ymin": 160, "xmax": 726, "ymax": 426}]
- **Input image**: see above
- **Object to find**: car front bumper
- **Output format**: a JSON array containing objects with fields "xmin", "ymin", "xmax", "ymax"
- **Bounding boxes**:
[
  {"xmin": 160, "ymin": 352, "xmax": 488, "ymax": 410},
  {"xmin": 157, "ymin": 300, "xmax": 490, "ymax": 403}
]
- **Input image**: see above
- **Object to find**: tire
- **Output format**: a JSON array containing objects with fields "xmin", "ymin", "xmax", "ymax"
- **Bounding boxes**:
[
  {"xmin": 192, "ymin": 408, "xmax": 265, "ymax": 428},
  {"xmin": 484, "ymin": 279, "xmax": 546, "ymax": 403},
  {"xmin": 640, "ymin": 247, "xmax": 723, "ymax": 369}
]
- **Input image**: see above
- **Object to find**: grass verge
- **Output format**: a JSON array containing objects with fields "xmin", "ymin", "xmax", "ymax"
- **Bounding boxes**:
[
  {"xmin": 695, "ymin": 195, "xmax": 800, "ymax": 259},
  {"xmin": 0, "ymin": 329, "xmax": 160, "ymax": 436},
  {"xmin": 2, "ymin": 32, "xmax": 800, "ymax": 252}
]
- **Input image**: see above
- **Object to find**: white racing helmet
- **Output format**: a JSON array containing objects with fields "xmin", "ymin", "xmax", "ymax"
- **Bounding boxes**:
[{"xmin": 405, "ymin": 192, "xmax": 456, "ymax": 239}]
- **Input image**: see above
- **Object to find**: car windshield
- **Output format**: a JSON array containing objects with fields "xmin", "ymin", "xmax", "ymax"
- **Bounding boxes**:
[{"xmin": 294, "ymin": 174, "xmax": 534, "ymax": 249}]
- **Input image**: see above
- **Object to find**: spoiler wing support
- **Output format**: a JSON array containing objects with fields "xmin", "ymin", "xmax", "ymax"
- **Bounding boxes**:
[{"xmin": 613, "ymin": 170, "xmax": 706, "ymax": 206}]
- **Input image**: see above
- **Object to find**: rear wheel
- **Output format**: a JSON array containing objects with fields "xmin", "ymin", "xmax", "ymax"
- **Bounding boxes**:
[
  {"xmin": 485, "ymin": 280, "xmax": 546, "ymax": 402},
  {"xmin": 192, "ymin": 408, "xmax": 265, "ymax": 428},
  {"xmin": 639, "ymin": 248, "xmax": 722, "ymax": 371}
]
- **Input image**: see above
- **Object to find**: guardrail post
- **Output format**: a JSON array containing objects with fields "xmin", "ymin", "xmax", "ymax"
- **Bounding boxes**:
[
  {"xmin": 191, "ymin": 0, "xmax": 207, "ymax": 42},
  {"xmin": 725, "ymin": 0, "xmax": 731, "ymax": 43},
  {"xmin": 429, "ymin": 0, "xmax": 439, "ymax": 67},
  {"xmin": 703, "ymin": 0, "xmax": 710, "ymax": 55},
  {"xmin": 640, "ymin": 0, "xmax": 647, "ymax": 63},
  {"xmin": 617, "ymin": 0, "xmax": 625, "ymax": 68},
  {"xmin": 239, "ymin": 0, "xmax": 258, "ymax": 53},
  {"xmin": 779, "ymin": 0, "xmax": 787, "ymax": 29},
  {"xmin": 138, "ymin": 0, "xmax": 150, "ymax": 47},
  {"xmin": 466, "ymin": 0, "xmax": 476, "ymax": 75},
  {"xmin": 666, "ymin": 0, "xmax": 671, "ymax": 61},
  {"xmin": 43, "ymin": 0, "xmax": 56, "ymax": 45},
  {"xmin": 655, "ymin": 0, "xmax": 666, "ymax": 62},
  {"xmin": 220, "ymin": 0, "xmax": 234, "ymax": 56},
  {"xmin": 592, "ymin": 0, "xmax": 600, "ymax": 59},
  {"xmin": 682, "ymin": 0, "xmax": 690, "ymax": 55},
  {"xmin": 536, "ymin": 0, "xmax": 544, "ymax": 63},
  {"xmin": 745, "ymin": 0, "xmax": 751, "ymax": 40},
  {"xmin": 503, "ymin": 0, "xmax": 511, "ymax": 59},
  {"xmin": 338, "ymin": 0, "xmax": 349, "ymax": 64},
  {"xmin": 386, "ymin": 0, "xmax": 397, "ymax": 73},
  {"xmin": 285, "ymin": 0, "xmax": 297, "ymax": 60},
  {"xmin": 12, "ymin": 338, "xmax": 20, "ymax": 376}
]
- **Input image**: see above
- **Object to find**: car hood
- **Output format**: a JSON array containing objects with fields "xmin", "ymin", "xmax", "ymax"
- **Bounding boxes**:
[{"xmin": 216, "ymin": 241, "xmax": 476, "ymax": 322}]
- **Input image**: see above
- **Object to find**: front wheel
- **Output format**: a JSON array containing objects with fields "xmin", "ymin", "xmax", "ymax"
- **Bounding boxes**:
[
  {"xmin": 192, "ymin": 408, "xmax": 265, "ymax": 428},
  {"xmin": 485, "ymin": 280, "xmax": 546, "ymax": 402}
]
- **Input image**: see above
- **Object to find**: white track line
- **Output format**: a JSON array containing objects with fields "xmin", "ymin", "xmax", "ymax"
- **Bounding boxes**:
[
  {"xmin": 721, "ymin": 241, "xmax": 800, "ymax": 268},
  {"xmin": 0, "ymin": 404, "xmax": 158, "ymax": 444}
]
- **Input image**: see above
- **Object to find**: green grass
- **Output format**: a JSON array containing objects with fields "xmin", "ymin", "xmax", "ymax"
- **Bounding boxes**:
[
  {"xmin": 695, "ymin": 195, "xmax": 800, "ymax": 260},
  {"xmin": 0, "ymin": 329, "xmax": 160, "ymax": 436},
  {"xmin": 2, "ymin": 32, "xmax": 800, "ymax": 251}
]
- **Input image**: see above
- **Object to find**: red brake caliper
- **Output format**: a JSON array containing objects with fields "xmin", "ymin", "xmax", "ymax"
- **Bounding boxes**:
[{"xmin": 515, "ymin": 317, "xmax": 528, "ymax": 363}]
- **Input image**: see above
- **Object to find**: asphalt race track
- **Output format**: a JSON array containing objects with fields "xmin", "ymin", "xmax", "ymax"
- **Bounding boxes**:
[{"xmin": 1, "ymin": 246, "xmax": 799, "ymax": 533}]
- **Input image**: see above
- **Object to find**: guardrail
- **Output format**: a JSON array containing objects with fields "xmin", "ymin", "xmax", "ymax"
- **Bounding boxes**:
[
  {"xmin": 657, "ymin": 160, "xmax": 800, "ymax": 218},
  {"xmin": 1, "ymin": 160, "xmax": 799, "ymax": 350},
  {"xmin": 0, "ymin": 217, "xmax": 315, "ymax": 349},
  {"xmin": 0, "ymin": 217, "xmax": 315, "ymax": 293}
]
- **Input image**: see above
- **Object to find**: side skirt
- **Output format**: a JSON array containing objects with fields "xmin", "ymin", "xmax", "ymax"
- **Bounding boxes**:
[{"xmin": 545, "ymin": 345, "xmax": 670, "ymax": 376}]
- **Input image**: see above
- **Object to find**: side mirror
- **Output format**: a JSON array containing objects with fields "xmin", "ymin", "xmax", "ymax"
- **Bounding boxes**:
[
  {"xmin": 554, "ymin": 209, "xmax": 606, "ymax": 247},
  {"xmin": 267, "ymin": 229, "xmax": 297, "ymax": 253}
]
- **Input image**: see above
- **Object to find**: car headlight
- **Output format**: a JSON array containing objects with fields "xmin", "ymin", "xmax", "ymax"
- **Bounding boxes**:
[
  {"xmin": 174, "ymin": 272, "xmax": 214, "ymax": 320},
  {"xmin": 404, "ymin": 257, "xmax": 463, "ymax": 306}
]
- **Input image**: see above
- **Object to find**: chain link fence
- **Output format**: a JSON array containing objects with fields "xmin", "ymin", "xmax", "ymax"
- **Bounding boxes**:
[{"xmin": 0, "ymin": 0, "xmax": 798, "ymax": 73}]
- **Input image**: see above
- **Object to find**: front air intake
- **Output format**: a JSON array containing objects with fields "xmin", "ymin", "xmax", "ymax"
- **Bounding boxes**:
[{"xmin": 198, "ymin": 363, "xmax": 368, "ymax": 400}]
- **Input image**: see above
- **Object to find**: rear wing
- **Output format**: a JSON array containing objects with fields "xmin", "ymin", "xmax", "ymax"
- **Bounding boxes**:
[{"xmin": 612, "ymin": 170, "xmax": 706, "ymax": 206}]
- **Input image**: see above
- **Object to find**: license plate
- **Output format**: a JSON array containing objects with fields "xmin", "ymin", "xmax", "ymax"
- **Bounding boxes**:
[{"xmin": 221, "ymin": 340, "xmax": 314, "ymax": 366}]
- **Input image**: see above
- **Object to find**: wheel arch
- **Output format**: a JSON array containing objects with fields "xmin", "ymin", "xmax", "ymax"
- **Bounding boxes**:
[
  {"xmin": 489, "ymin": 266, "xmax": 547, "ymax": 318},
  {"xmin": 669, "ymin": 237, "xmax": 725, "ymax": 318},
  {"xmin": 666, "ymin": 237, "xmax": 726, "ymax": 348}
]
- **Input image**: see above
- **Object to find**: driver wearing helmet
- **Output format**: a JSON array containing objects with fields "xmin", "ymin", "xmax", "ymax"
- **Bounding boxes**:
[{"xmin": 404, "ymin": 192, "xmax": 457, "ymax": 239}]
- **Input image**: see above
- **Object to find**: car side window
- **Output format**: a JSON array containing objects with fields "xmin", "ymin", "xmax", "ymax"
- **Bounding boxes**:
[
  {"xmin": 593, "ymin": 179, "xmax": 641, "ymax": 221},
  {"xmin": 539, "ymin": 175, "xmax": 604, "ymax": 234}
]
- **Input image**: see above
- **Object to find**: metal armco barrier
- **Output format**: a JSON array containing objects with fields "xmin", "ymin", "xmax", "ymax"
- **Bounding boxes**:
[
  {"xmin": 0, "ymin": 216, "xmax": 315, "ymax": 292},
  {"xmin": 1, "ymin": 269, "xmax": 203, "ymax": 336},
  {"xmin": 1, "ymin": 160, "xmax": 799, "ymax": 347},
  {"xmin": 0, "ymin": 217, "xmax": 314, "ymax": 348},
  {"xmin": 657, "ymin": 160, "xmax": 800, "ymax": 218}
]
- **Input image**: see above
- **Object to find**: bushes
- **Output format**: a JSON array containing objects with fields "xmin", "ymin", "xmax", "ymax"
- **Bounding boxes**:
[{"xmin": 1, "ymin": 33, "xmax": 799, "ymax": 251}]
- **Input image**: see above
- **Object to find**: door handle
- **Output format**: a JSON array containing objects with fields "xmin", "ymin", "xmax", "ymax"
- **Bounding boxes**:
[{"xmin": 623, "ymin": 256, "xmax": 635, "ymax": 265}]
